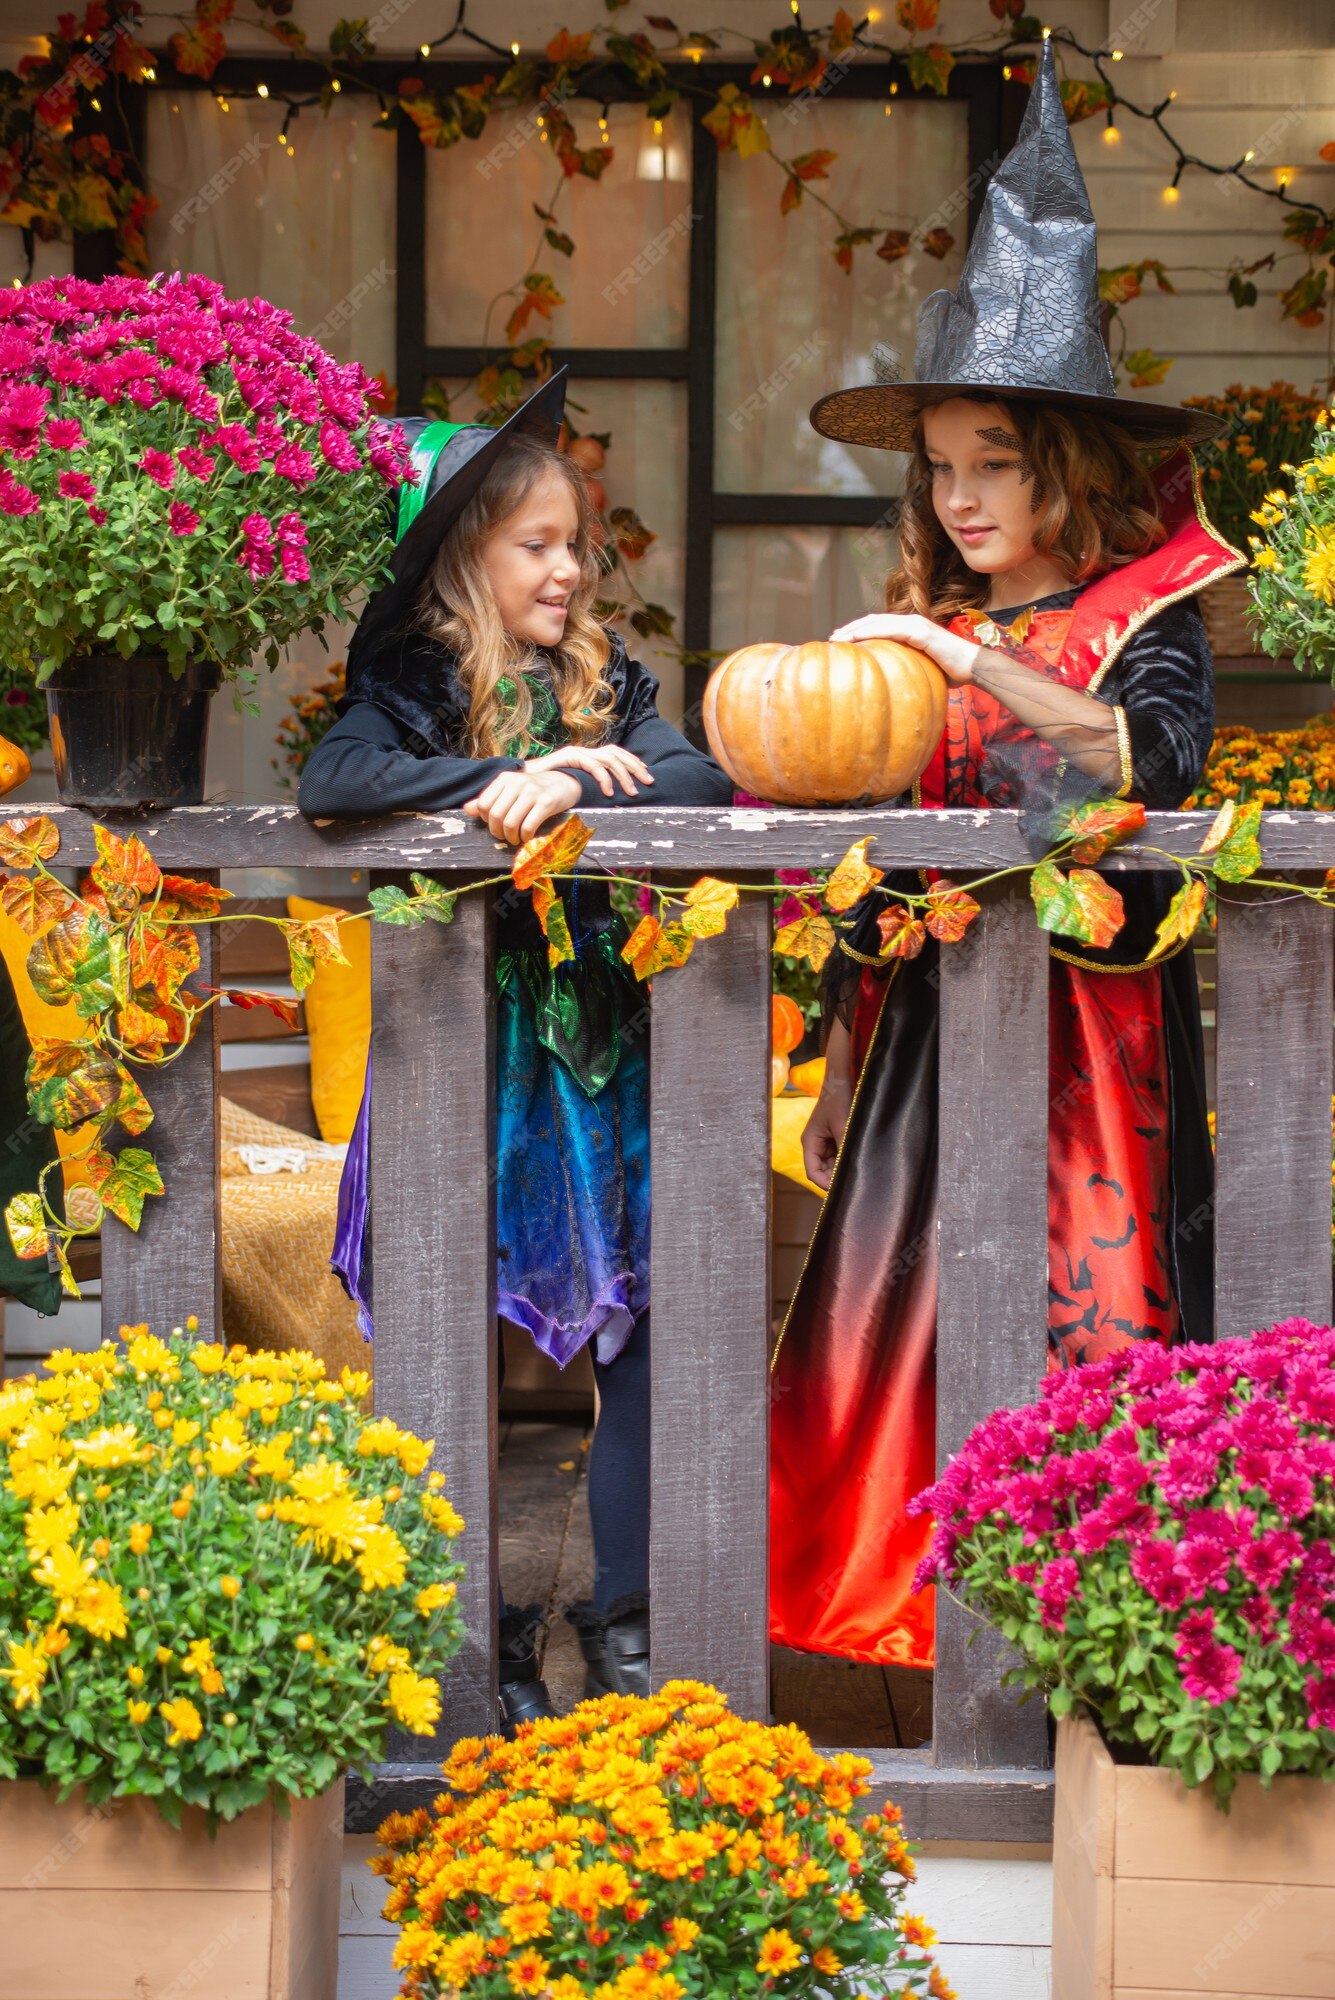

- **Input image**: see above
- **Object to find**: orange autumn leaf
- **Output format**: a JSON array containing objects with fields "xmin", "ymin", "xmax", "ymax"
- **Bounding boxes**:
[
  {"xmin": 1030, "ymin": 861, "xmax": 1125, "ymax": 950},
  {"xmin": 114, "ymin": 1003, "xmax": 168, "ymax": 1050},
  {"xmin": 774, "ymin": 908, "xmax": 836, "ymax": 972},
  {"xmin": 923, "ymin": 880, "xmax": 980, "ymax": 943},
  {"xmin": 877, "ymin": 903, "xmax": 928, "ymax": 959},
  {"xmin": 531, "ymin": 879, "xmax": 575, "ymax": 968},
  {"xmin": 129, "ymin": 924, "xmax": 199, "ymax": 1003},
  {"xmin": 1063, "ymin": 798, "xmax": 1148, "ymax": 864},
  {"xmin": 824, "ymin": 836, "xmax": 884, "ymax": 913},
  {"xmin": 217, "ymin": 987, "xmax": 300, "ymax": 1032},
  {"xmin": 1149, "ymin": 877, "xmax": 1208, "ymax": 961},
  {"xmin": 680, "ymin": 876, "xmax": 739, "ymax": 939},
  {"xmin": 621, "ymin": 914, "xmax": 695, "ymax": 980},
  {"xmin": 92, "ymin": 823, "xmax": 161, "ymax": 921},
  {"xmin": 155, "ymin": 874, "xmax": 233, "ymax": 920},
  {"xmin": 0, "ymin": 869, "xmax": 74, "ymax": 937},
  {"xmin": 0, "ymin": 814, "xmax": 59, "ymax": 868},
  {"xmin": 512, "ymin": 813, "xmax": 593, "ymax": 891}
]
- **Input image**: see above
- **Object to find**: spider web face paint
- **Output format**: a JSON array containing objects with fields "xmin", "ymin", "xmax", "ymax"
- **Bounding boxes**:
[{"xmin": 976, "ymin": 425, "xmax": 1044, "ymax": 507}]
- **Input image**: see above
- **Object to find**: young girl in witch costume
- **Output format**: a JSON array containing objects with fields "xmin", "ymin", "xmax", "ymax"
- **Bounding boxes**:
[
  {"xmin": 769, "ymin": 41, "xmax": 1241, "ymax": 1672},
  {"xmin": 298, "ymin": 371, "xmax": 732, "ymax": 1727}
]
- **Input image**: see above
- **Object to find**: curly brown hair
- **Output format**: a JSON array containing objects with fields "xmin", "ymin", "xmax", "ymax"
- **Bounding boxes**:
[
  {"xmin": 413, "ymin": 428, "xmax": 617, "ymax": 758},
  {"xmin": 886, "ymin": 391, "xmax": 1168, "ymax": 619}
]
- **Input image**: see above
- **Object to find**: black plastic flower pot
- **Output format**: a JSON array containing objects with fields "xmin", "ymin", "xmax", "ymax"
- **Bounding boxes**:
[{"xmin": 44, "ymin": 653, "xmax": 223, "ymax": 812}]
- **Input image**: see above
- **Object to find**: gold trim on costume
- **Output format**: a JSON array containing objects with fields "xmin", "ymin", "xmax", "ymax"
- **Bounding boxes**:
[
  {"xmin": 768, "ymin": 957, "xmax": 902, "ymax": 1375},
  {"xmin": 1113, "ymin": 704, "xmax": 1134, "ymax": 800}
]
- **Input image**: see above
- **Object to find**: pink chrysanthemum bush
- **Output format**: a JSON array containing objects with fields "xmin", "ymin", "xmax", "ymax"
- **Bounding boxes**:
[
  {"xmin": 0, "ymin": 273, "xmax": 415, "ymax": 697},
  {"xmin": 913, "ymin": 1319, "xmax": 1335, "ymax": 1805}
]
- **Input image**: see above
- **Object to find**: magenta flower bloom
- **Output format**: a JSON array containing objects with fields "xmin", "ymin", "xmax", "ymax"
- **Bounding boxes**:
[
  {"xmin": 176, "ymin": 447, "xmax": 216, "ymax": 481},
  {"xmin": 168, "ymin": 502, "xmax": 201, "ymax": 536},
  {"xmin": 0, "ymin": 473, "xmax": 39, "ymax": 516},
  {"xmin": 318, "ymin": 419, "xmax": 360, "ymax": 474},
  {"xmin": 58, "ymin": 470, "xmax": 96, "ymax": 501},
  {"xmin": 139, "ymin": 448, "xmax": 176, "ymax": 490},
  {"xmin": 273, "ymin": 444, "xmax": 317, "ymax": 487},
  {"xmin": 205, "ymin": 423, "xmax": 264, "ymax": 475},
  {"xmin": 275, "ymin": 512, "xmax": 307, "ymax": 548},
  {"xmin": 280, "ymin": 543, "xmax": 311, "ymax": 583},
  {"xmin": 45, "ymin": 416, "xmax": 84, "ymax": 449},
  {"xmin": 87, "ymin": 502, "xmax": 108, "ymax": 525}
]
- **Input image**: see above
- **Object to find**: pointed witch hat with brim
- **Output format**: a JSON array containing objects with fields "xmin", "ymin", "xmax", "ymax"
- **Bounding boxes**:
[
  {"xmin": 345, "ymin": 366, "xmax": 568, "ymax": 690},
  {"xmin": 807, "ymin": 40, "xmax": 1224, "ymax": 453}
]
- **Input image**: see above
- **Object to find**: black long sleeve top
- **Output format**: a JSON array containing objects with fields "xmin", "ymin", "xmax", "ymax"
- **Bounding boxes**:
[{"xmin": 298, "ymin": 624, "xmax": 733, "ymax": 955}]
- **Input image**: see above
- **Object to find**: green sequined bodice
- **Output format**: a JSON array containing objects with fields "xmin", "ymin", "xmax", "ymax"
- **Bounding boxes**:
[{"xmin": 497, "ymin": 667, "xmax": 562, "ymax": 758}]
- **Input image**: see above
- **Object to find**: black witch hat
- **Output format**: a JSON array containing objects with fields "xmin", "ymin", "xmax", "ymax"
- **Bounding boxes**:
[
  {"xmin": 808, "ymin": 39, "xmax": 1223, "ymax": 452},
  {"xmin": 345, "ymin": 366, "xmax": 568, "ymax": 690}
]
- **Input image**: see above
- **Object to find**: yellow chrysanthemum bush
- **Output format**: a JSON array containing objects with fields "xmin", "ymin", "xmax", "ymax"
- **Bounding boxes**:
[
  {"xmin": 370, "ymin": 1681, "xmax": 954, "ymax": 2000},
  {"xmin": 0, "ymin": 1320, "xmax": 465, "ymax": 1825},
  {"xmin": 1247, "ymin": 404, "xmax": 1335, "ymax": 672}
]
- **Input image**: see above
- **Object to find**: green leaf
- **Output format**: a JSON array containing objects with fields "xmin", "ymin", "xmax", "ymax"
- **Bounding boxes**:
[
  {"xmin": 368, "ymin": 884, "xmax": 425, "ymax": 926},
  {"xmin": 87, "ymin": 1146, "xmax": 164, "ymax": 1230},
  {"xmin": 1029, "ymin": 860, "xmax": 1125, "ymax": 949},
  {"xmin": 408, "ymin": 873, "xmax": 458, "ymax": 924},
  {"xmin": 1210, "ymin": 799, "xmax": 1263, "ymax": 883}
]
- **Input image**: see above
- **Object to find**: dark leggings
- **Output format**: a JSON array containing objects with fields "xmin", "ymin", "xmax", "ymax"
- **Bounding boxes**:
[{"xmin": 499, "ymin": 1311, "xmax": 651, "ymax": 1614}]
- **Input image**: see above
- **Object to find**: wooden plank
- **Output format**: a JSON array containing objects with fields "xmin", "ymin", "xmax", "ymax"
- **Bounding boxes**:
[
  {"xmin": 11, "ymin": 803, "xmax": 1335, "ymax": 874},
  {"xmin": 370, "ymin": 879, "xmax": 497, "ymax": 1746},
  {"xmin": 935, "ymin": 882, "xmax": 1051, "ymax": 1771},
  {"xmin": 770, "ymin": 1645, "xmax": 901, "ymax": 1750},
  {"xmin": 1214, "ymin": 888, "xmax": 1334, "ymax": 1333},
  {"xmin": 0, "ymin": 1782, "xmax": 271, "ymax": 1890},
  {"xmin": 344, "ymin": 1754, "xmax": 1056, "ymax": 1843},
  {"xmin": 101, "ymin": 870, "xmax": 221, "ymax": 1343},
  {"xmin": 1113, "ymin": 1880, "xmax": 1335, "ymax": 1996},
  {"xmin": 649, "ymin": 879, "xmax": 771, "ymax": 1716},
  {"xmin": 269, "ymin": 1783, "xmax": 343, "ymax": 2000},
  {"xmin": 1113, "ymin": 1755, "xmax": 1335, "ymax": 1889},
  {"xmin": 0, "ymin": 1889, "xmax": 273, "ymax": 1998},
  {"xmin": 1051, "ymin": 1714, "xmax": 1114, "ymax": 2000}
]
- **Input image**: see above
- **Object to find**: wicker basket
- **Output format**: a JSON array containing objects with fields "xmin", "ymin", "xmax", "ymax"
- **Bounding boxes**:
[{"xmin": 1199, "ymin": 573, "xmax": 1263, "ymax": 657}]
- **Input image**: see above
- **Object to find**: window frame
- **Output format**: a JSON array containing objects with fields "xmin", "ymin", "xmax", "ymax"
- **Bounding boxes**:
[{"xmin": 87, "ymin": 53, "xmax": 1006, "ymax": 721}]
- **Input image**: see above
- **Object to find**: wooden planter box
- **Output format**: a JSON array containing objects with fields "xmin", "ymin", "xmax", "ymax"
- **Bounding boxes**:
[
  {"xmin": 1200, "ymin": 574, "xmax": 1263, "ymax": 657},
  {"xmin": 0, "ymin": 1777, "xmax": 343, "ymax": 2000},
  {"xmin": 1053, "ymin": 1713, "xmax": 1335, "ymax": 1999}
]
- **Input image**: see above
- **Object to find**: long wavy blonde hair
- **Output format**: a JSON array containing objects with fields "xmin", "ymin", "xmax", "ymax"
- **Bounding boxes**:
[
  {"xmin": 413, "ymin": 426, "xmax": 617, "ymax": 757},
  {"xmin": 886, "ymin": 391, "xmax": 1168, "ymax": 619}
]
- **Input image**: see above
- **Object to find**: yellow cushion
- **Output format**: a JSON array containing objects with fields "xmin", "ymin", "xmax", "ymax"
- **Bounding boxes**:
[
  {"xmin": 286, "ymin": 893, "xmax": 371, "ymax": 1145},
  {"xmin": 771, "ymin": 1092, "xmax": 825, "ymax": 1198},
  {"xmin": 0, "ymin": 904, "xmax": 97, "ymax": 1193}
]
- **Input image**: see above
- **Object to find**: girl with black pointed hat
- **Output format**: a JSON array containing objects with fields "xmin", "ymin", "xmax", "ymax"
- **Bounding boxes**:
[
  {"xmin": 298, "ymin": 372, "xmax": 733, "ymax": 1725},
  {"xmin": 770, "ymin": 38, "xmax": 1242, "ymax": 1672}
]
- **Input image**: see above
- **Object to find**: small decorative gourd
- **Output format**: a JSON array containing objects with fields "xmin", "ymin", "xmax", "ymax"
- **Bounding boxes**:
[{"xmin": 702, "ymin": 638, "xmax": 947, "ymax": 806}]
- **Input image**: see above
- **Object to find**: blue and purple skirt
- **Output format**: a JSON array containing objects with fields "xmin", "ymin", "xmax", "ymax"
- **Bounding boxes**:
[{"xmin": 330, "ymin": 931, "xmax": 650, "ymax": 1368}]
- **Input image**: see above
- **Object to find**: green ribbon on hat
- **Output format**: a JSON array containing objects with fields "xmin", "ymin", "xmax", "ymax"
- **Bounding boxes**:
[{"xmin": 395, "ymin": 420, "xmax": 475, "ymax": 542}]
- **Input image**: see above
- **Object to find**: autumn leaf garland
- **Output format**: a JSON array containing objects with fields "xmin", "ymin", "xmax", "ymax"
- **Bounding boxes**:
[{"xmin": 0, "ymin": 793, "xmax": 1294, "ymax": 1283}]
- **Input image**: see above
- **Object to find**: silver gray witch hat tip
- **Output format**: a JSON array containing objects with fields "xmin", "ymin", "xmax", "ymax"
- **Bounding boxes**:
[{"xmin": 808, "ymin": 39, "xmax": 1224, "ymax": 451}]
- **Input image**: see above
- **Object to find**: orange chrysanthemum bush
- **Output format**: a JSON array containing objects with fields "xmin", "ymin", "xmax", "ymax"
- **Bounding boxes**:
[
  {"xmin": 371, "ymin": 1681, "xmax": 954, "ymax": 2000},
  {"xmin": 0, "ymin": 1321, "xmax": 465, "ymax": 1825}
]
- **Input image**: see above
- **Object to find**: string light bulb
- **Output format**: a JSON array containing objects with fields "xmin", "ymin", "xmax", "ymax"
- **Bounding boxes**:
[
  {"xmin": 419, "ymin": 42, "xmax": 429, "ymax": 57},
  {"xmin": 1162, "ymin": 181, "xmax": 1180, "ymax": 204},
  {"xmin": 653, "ymin": 118, "xmax": 663, "ymax": 135},
  {"xmin": 216, "ymin": 94, "xmax": 230, "ymax": 111},
  {"xmin": 1002, "ymin": 65, "xmax": 1012, "ymax": 80},
  {"xmin": 330, "ymin": 79, "xmax": 340, "ymax": 92},
  {"xmin": 1111, "ymin": 48, "xmax": 1124, "ymax": 60},
  {"xmin": 510, "ymin": 41, "xmax": 519, "ymax": 56},
  {"xmin": 90, "ymin": 95, "xmax": 101, "ymax": 110},
  {"xmin": 1277, "ymin": 167, "xmax": 1293, "ymax": 189},
  {"xmin": 761, "ymin": 72, "xmax": 772, "ymax": 86},
  {"xmin": 1103, "ymin": 119, "xmax": 1120, "ymax": 145},
  {"xmin": 1243, "ymin": 148, "xmax": 1256, "ymax": 163},
  {"xmin": 1041, "ymin": 24, "xmax": 1052, "ymax": 38},
  {"xmin": 143, "ymin": 65, "xmax": 155, "ymax": 81},
  {"xmin": 256, "ymin": 82, "xmax": 269, "ymax": 97},
  {"xmin": 889, "ymin": 80, "xmax": 898, "ymax": 95}
]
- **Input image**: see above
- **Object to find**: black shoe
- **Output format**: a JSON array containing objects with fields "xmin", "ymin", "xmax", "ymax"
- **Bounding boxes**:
[
  {"xmin": 565, "ymin": 1592, "xmax": 651, "ymax": 1699},
  {"xmin": 498, "ymin": 1603, "xmax": 557, "ymax": 1737}
]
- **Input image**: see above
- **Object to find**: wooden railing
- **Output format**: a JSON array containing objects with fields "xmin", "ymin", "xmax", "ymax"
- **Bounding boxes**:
[{"xmin": 11, "ymin": 802, "xmax": 1335, "ymax": 1845}]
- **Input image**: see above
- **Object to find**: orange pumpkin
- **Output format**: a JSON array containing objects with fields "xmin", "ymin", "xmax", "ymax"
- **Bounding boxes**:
[
  {"xmin": 0, "ymin": 732, "xmax": 31, "ymax": 798},
  {"xmin": 772, "ymin": 991, "xmax": 805, "ymax": 1055},
  {"xmin": 702, "ymin": 637, "xmax": 947, "ymax": 806}
]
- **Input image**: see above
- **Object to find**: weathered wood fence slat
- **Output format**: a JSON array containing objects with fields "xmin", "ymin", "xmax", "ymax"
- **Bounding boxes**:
[{"xmin": 18, "ymin": 802, "xmax": 1335, "ymax": 1847}]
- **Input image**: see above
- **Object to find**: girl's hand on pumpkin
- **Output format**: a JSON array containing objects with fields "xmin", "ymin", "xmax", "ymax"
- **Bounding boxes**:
[
  {"xmin": 524, "ymin": 744, "xmax": 655, "ymax": 797},
  {"xmin": 463, "ymin": 769, "xmax": 582, "ymax": 846},
  {"xmin": 828, "ymin": 612, "xmax": 980, "ymax": 685}
]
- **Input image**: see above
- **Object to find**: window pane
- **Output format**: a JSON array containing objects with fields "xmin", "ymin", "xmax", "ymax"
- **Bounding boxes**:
[
  {"xmin": 715, "ymin": 97, "xmax": 968, "ymax": 494},
  {"xmin": 711, "ymin": 522, "xmax": 898, "ymax": 655},
  {"xmin": 428, "ymin": 377, "xmax": 688, "ymax": 720},
  {"xmin": 426, "ymin": 101, "xmax": 691, "ymax": 350},
  {"xmin": 145, "ymin": 94, "xmax": 396, "ymax": 381}
]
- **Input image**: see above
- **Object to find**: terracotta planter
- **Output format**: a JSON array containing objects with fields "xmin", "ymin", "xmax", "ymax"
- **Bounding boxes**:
[
  {"xmin": 0, "ymin": 1776, "xmax": 343, "ymax": 2000},
  {"xmin": 1052, "ymin": 1713, "xmax": 1335, "ymax": 1999},
  {"xmin": 44, "ymin": 652, "xmax": 222, "ymax": 812}
]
